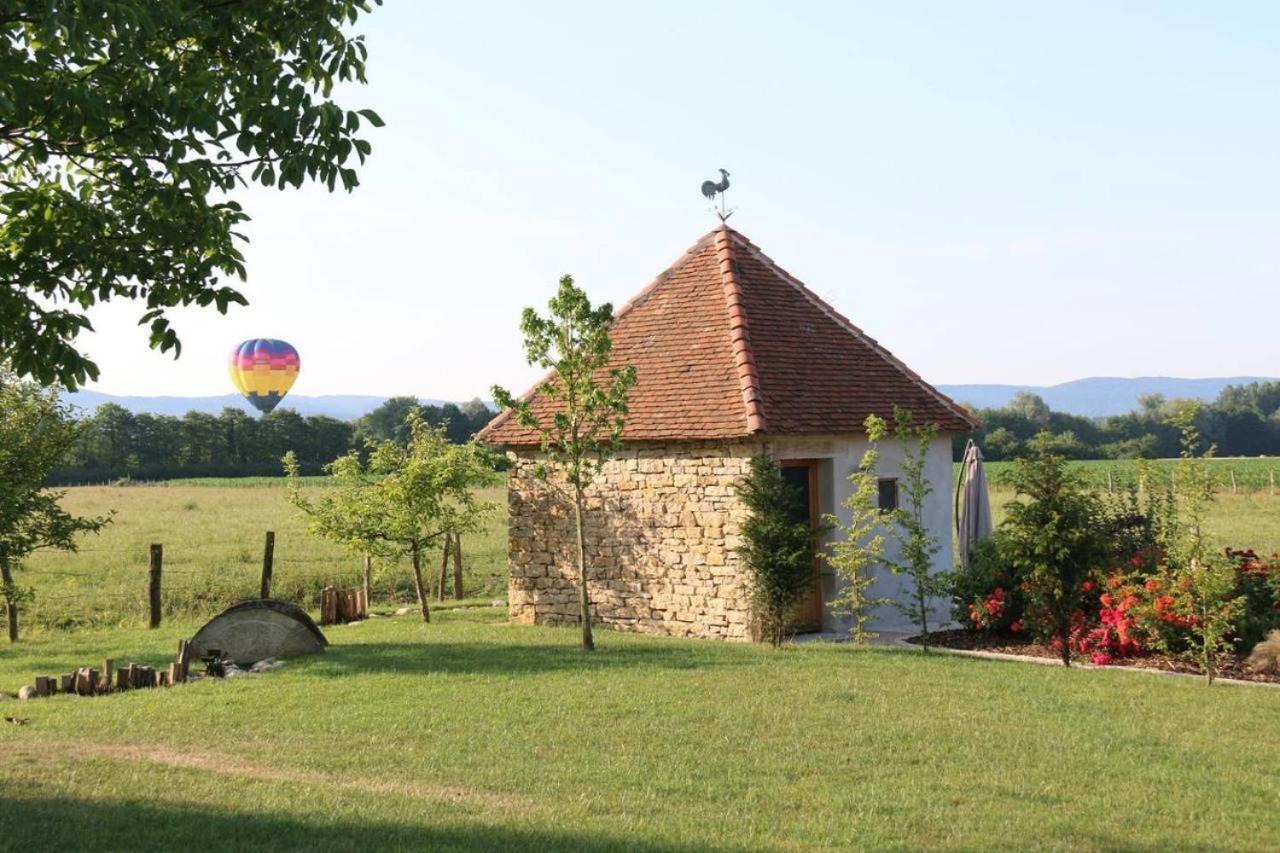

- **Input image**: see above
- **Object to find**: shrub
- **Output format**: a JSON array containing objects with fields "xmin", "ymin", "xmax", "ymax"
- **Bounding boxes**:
[
  {"xmin": 1226, "ymin": 548, "xmax": 1280, "ymax": 649},
  {"xmin": 739, "ymin": 452, "xmax": 824, "ymax": 647},
  {"xmin": 1154, "ymin": 556, "xmax": 1243, "ymax": 683},
  {"xmin": 1245, "ymin": 630, "xmax": 1280, "ymax": 675},
  {"xmin": 949, "ymin": 535, "xmax": 1025, "ymax": 633},
  {"xmin": 1001, "ymin": 432, "xmax": 1109, "ymax": 665},
  {"xmin": 1097, "ymin": 485, "xmax": 1171, "ymax": 574}
]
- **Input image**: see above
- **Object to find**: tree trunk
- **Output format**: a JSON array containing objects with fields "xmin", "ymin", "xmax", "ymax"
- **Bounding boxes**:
[
  {"xmin": 917, "ymin": 590, "xmax": 930, "ymax": 652},
  {"xmin": 0, "ymin": 558, "xmax": 17, "ymax": 643},
  {"xmin": 573, "ymin": 483, "xmax": 594, "ymax": 651},
  {"xmin": 410, "ymin": 544, "xmax": 430, "ymax": 623},
  {"xmin": 437, "ymin": 534, "xmax": 451, "ymax": 602},
  {"xmin": 362, "ymin": 554, "xmax": 372, "ymax": 607},
  {"xmin": 452, "ymin": 533, "xmax": 464, "ymax": 600}
]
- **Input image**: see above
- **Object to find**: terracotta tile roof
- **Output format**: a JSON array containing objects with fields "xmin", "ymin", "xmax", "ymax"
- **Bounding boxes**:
[{"xmin": 478, "ymin": 225, "xmax": 977, "ymax": 446}]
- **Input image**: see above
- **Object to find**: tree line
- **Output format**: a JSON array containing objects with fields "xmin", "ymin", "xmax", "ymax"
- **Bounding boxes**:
[
  {"xmin": 958, "ymin": 381, "xmax": 1280, "ymax": 461},
  {"xmin": 50, "ymin": 397, "xmax": 496, "ymax": 484}
]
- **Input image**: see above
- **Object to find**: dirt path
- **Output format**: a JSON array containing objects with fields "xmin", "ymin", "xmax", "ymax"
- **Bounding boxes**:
[{"xmin": 5, "ymin": 739, "xmax": 532, "ymax": 812}]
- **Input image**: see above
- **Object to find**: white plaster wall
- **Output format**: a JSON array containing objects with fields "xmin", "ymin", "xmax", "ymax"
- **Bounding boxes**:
[{"xmin": 770, "ymin": 433, "xmax": 957, "ymax": 634}]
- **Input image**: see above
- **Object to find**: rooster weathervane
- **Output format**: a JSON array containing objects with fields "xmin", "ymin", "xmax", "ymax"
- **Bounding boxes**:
[{"xmin": 700, "ymin": 168, "xmax": 733, "ymax": 221}]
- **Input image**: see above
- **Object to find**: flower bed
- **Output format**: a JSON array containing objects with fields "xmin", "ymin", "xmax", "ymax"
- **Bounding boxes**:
[
  {"xmin": 912, "ymin": 629, "xmax": 1280, "ymax": 685},
  {"xmin": 947, "ymin": 416, "xmax": 1280, "ymax": 683},
  {"xmin": 944, "ymin": 542, "xmax": 1280, "ymax": 684}
]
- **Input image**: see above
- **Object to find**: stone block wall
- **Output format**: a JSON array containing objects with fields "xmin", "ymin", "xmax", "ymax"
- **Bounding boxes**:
[{"xmin": 506, "ymin": 442, "xmax": 757, "ymax": 640}]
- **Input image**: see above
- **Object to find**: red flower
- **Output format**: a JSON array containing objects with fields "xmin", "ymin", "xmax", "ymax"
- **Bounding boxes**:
[{"xmin": 1082, "ymin": 580, "xmax": 1095, "ymax": 592}]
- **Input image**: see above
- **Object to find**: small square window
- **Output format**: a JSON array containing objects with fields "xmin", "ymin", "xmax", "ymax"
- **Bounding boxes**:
[{"xmin": 877, "ymin": 478, "xmax": 899, "ymax": 513}]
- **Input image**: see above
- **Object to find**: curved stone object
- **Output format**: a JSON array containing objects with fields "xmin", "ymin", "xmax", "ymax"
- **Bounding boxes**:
[{"xmin": 189, "ymin": 599, "xmax": 327, "ymax": 665}]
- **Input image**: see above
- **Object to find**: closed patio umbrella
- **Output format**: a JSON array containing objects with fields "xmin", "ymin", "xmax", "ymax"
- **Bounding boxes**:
[{"xmin": 954, "ymin": 439, "xmax": 992, "ymax": 570}]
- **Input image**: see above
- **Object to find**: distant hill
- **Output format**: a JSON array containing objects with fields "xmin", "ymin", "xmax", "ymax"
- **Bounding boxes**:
[
  {"xmin": 63, "ymin": 391, "xmax": 449, "ymax": 420},
  {"xmin": 937, "ymin": 377, "xmax": 1278, "ymax": 418}
]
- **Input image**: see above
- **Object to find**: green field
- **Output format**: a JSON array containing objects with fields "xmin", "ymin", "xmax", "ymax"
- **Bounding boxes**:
[
  {"xmin": 979, "ymin": 459, "xmax": 1280, "ymax": 556},
  {"xmin": 13, "ymin": 465, "xmax": 1280, "ymax": 637},
  {"xmin": 979, "ymin": 456, "xmax": 1280, "ymax": 492},
  {"xmin": 2, "ymin": 610, "xmax": 1278, "ymax": 851},
  {"xmin": 986, "ymin": 487, "xmax": 1280, "ymax": 555},
  {"xmin": 18, "ymin": 482, "xmax": 508, "ymax": 633}
]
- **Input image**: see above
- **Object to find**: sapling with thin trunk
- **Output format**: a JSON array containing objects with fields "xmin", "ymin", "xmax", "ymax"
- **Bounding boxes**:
[
  {"xmin": 879, "ymin": 408, "xmax": 945, "ymax": 649},
  {"xmin": 492, "ymin": 275, "xmax": 635, "ymax": 652},
  {"xmin": 825, "ymin": 414, "xmax": 892, "ymax": 644}
]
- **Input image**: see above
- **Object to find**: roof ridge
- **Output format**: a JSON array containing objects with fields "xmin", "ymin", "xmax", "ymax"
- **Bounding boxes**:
[
  {"xmin": 475, "ymin": 230, "xmax": 722, "ymax": 444},
  {"xmin": 714, "ymin": 228, "xmax": 766, "ymax": 433},
  {"xmin": 726, "ymin": 230, "xmax": 979, "ymax": 430}
]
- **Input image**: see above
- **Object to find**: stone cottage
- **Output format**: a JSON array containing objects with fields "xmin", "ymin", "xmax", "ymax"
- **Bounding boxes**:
[{"xmin": 478, "ymin": 225, "xmax": 978, "ymax": 640}]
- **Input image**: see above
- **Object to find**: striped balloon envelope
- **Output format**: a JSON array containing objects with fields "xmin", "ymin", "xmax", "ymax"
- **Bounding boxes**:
[{"xmin": 228, "ymin": 339, "xmax": 300, "ymax": 414}]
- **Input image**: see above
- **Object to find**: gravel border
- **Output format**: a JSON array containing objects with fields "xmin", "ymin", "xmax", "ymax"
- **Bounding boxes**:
[{"xmin": 891, "ymin": 636, "xmax": 1280, "ymax": 689}]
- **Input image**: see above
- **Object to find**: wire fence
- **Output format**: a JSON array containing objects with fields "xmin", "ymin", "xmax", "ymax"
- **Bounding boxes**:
[{"xmin": 5, "ymin": 532, "xmax": 507, "ymax": 635}]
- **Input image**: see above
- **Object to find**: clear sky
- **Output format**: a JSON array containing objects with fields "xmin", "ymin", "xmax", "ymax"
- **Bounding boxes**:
[{"xmin": 81, "ymin": 1, "xmax": 1280, "ymax": 400}]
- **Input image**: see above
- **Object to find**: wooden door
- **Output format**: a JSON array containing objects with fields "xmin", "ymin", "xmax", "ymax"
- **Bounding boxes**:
[{"xmin": 780, "ymin": 461, "xmax": 822, "ymax": 633}]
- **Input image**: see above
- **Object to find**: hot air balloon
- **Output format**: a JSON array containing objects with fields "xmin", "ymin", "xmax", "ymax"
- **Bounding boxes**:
[{"xmin": 228, "ymin": 339, "xmax": 300, "ymax": 414}]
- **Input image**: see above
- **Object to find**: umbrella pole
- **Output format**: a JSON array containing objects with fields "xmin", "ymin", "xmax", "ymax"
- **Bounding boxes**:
[{"xmin": 954, "ymin": 439, "xmax": 973, "ymax": 538}]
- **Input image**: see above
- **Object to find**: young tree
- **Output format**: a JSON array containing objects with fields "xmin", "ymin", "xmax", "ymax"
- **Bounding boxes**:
[
  {"xmin": 283, "ymin": 449, "xmax": 383, "ymax": 607},
  {"xmin": 491, "ymin": 275, "xmax": 636, "ymax": 651},
  {"xmin": 0, "ymin": 377, "xmax": 110, "ymax": 641},
  {"xmin": 880, "ymin": 408, "xmax": 945, "ymax": 649},
  {"xmin": 1002, "ymin": 432, "xmax": 1108, "ymax": 665},
  {"xmin": 1152, "ymin": 403, "xmax": 1242, "ymax": 684},
  {"xmin": 286, "ymin": 412, "xmax": 497, "ymax": 622},
  {"xmin": 825, "ymin": 414, "xmax": 891, "ymax": 643},
  {"xmin": 1164, "ymin": 403, "xmax": 1214, "ymax": 565},
  {"xmin": 738, "ymin": 453, "xmax": 826, "ymax": 647},
  {"xmin": 0, "ymin": 2, "xmax": 384, "ymax": 388}
]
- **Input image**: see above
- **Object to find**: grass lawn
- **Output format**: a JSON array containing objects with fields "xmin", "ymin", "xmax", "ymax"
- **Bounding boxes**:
[{"xmin": 2, "ymin": 610, "xmax": 1278, "ymax": 851}]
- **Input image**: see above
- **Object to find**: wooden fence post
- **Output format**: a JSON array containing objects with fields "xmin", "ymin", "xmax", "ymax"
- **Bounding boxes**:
[
  {"xmin": 362, "ymin": 554, "xmax": 372, "ymax": 608},
  {"xmin": 1, "ymin": 557, "xmax": 19, "ymax": 642},
  {"xmin": 1230, "ymin": 470, "xmax": 1238, "ymax": 494},
  {"xmin": 260, "ymin": 531, "xmax": 275, "ymax": 599},
  {"xmin": 320, "ymin": 586, "xmax": 334, "ymax": 625},
  {"xmin": 437, "ymin": 535, "xmax": 451, "ymax": 602},
  {"xmin": 148, "ymin": 544, "xmax": 163, "ymax": 629},
  {"xmin": 452, "ymin": 533, "xmax": 464, "ymax": 600}
]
